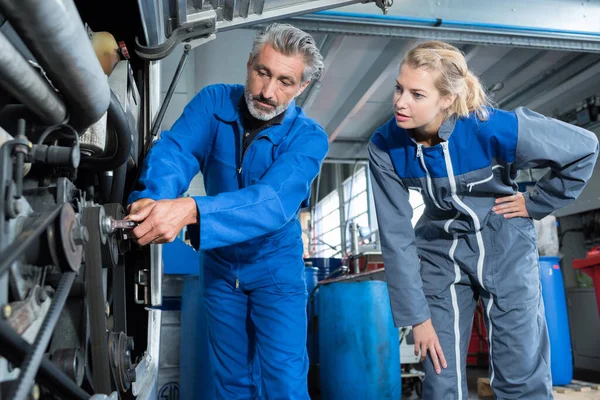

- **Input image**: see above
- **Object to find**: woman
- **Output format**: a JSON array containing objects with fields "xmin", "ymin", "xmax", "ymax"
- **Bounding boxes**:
[{"xmin": 369, "ymin": 41, "xmax": 598, "ymax": 399}]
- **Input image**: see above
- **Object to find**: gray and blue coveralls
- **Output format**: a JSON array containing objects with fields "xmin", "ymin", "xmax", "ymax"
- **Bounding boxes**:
[{"xmin": 369, "ymin": 107, "xmax": 599, "ymax": 399}]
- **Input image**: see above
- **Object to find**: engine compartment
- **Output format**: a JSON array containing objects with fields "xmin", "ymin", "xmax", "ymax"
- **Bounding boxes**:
[{"xmin": 0, "ymin": 1, "xmax": 154, "ymax": 398}]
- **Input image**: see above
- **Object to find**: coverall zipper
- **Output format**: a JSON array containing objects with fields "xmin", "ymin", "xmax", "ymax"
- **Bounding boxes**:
[
  {"xmin": 415, "ymin": 143, "xmax": 443, "ymax": 210},
  {"xmin": 237, "ymin": 135, "xmax": 273, "ymax": 174}
]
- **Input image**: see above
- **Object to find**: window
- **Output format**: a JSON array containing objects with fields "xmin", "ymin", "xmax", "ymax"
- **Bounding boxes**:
[
  {"xmin": 313, "ymin": 190, "xmax": 341, "ymax": 258},
  {"xmin": 312, "ymin": 165, "xmax": 425, "ymax": 258},
  {"xmin": 343, "ymin": 166, "xmax": 370, "ymax": 250}
]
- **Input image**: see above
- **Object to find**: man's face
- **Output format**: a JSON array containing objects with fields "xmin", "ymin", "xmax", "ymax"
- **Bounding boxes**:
[{"xmin": 245, "ymin": 44, "xmax": 310, "ymax": 121}]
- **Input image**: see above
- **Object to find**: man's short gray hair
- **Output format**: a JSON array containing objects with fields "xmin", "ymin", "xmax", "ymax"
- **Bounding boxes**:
[{"xmin": 251, "ymin": 23, "xmax": 324, "ymax": 83}]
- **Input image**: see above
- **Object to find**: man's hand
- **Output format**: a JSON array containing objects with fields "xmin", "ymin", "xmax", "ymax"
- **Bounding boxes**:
[
  {"xmin": 413, "ymin": 319, "xmax": 447, "ymax": 375},
  {"xmin": 492, "ymin": 192, "xmax": 530, "ymax": 218},
  {"xmin": 128, "ymin": 198, "xmax": 155, "ymax": 215},
  {"xmin": 126, "ymin": 198, "xmax": 199, "ymax": 246}
]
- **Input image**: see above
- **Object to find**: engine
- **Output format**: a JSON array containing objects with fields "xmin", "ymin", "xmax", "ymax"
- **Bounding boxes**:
[{"xmin": 0, "ymin": 1, "xmax": 153, "ymax": 399}]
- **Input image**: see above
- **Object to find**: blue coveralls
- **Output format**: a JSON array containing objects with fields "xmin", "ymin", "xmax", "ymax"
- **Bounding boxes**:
[
  {"xmin": 369, "ymin": 107, "xmax": 598, "ymax": 399},
  {"xmin": 129, "ymin": 84, "xmax": 329, "ymax": 399}
]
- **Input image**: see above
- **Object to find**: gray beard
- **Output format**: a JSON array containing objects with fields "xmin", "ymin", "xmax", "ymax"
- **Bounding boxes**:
[{"xmin": 244, "ymin": 85, "xmax": 290, "ymax": 121}]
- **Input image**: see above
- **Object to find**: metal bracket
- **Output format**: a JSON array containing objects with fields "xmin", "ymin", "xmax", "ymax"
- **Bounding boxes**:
[
  {"xmin": 372, "ymin": 0, "xmax": 393, "ymax": 14},
  {"xmin": 135, "ymin": 10, "xmax": 217, "ymax": 61}
]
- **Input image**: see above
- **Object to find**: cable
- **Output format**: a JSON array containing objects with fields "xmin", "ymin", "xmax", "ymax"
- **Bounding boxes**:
[
  {"xmin": 559, "ymin": 228, "xmax": 583, "ymax": 247},
  {"xmin": 37, "ymin": 123, "xmax": 79, "ymax": 147}
]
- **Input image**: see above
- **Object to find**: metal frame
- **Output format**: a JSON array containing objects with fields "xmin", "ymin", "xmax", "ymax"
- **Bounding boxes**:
[
  {"xmin": 135, "ymin": 0, "xmax": 390, "ymax": 60},
  {"xmin": 287, "ymin": 12, "xmax": 600, "ymax": 53}
]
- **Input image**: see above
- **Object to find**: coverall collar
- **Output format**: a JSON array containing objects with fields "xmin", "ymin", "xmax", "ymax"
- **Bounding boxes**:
[{"xmin": 438, "ymin": 114, "xmax": 457, "ymax": 141}]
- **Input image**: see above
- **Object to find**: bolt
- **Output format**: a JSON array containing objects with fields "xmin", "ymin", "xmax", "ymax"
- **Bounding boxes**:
[
  {"xmin": 205, "ymin": 22, "xmax": 212, "ymax": 28},
  {"xmin": 37, "ymin": 287, "xmax": 48, "ymax": 304},
  {"xmin": 187, "ymin": 27, "xmax": 193, "ymax": 33},
  {"xmin": 71, "ymin": 225, "xmax": 89, "ymax": 246},
  {"xmin": 1, "ymin": 304, "xmax": 11, "ymax": 319},
  {"xmin": 101, "ymin": 216, "xmax": 112, "ymax": 235}
]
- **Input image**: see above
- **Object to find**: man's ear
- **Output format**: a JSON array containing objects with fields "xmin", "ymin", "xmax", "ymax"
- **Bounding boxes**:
[
  {"xmin": 247, "ymin": 52, "xmax": 253, "ymax": 69},
  {"xmin": 296, "ymin": 80, "xmax": 311, "ymax": 98}
]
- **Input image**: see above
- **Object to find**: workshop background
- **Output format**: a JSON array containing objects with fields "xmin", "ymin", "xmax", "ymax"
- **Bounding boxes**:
[{"xmin": 151, "ymin": 1, "xmax": 600, "ymax": 399}]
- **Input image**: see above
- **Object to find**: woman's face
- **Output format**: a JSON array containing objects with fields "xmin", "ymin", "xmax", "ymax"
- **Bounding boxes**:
[{"xmin": 393, "ymin": 63, "xmax": 454, "ymax": 132}]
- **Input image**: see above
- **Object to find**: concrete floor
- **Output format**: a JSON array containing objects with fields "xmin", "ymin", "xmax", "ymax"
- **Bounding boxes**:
[
  {"xmin": 404, "ymin": 367, "xmax": 492, "ymax": 400},
  {"xmin": 310, "ymin": 366, "xmax": 493, "ymax": 399}
]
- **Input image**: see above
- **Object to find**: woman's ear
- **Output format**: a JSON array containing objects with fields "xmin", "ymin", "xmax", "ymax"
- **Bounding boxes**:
[{"xmin": 441, "ymin": 93, "xmax": 456, "ymax": 111}]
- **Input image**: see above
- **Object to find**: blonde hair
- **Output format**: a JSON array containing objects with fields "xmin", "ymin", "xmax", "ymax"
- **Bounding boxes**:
[{"xmin": 402, "ymin": 41, "xmax": 491, "ymax": 121}]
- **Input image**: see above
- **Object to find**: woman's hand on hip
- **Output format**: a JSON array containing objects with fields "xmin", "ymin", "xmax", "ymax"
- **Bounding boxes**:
[{"xmin": 493, "ymin": 192, "xmax": 530, "ymax": 218}]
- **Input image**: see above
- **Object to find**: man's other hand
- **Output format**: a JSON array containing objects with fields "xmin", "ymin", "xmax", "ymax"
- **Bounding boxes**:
[{"xmin": 126, "ymin": 198, "xmax": 199, "ymax": 246}]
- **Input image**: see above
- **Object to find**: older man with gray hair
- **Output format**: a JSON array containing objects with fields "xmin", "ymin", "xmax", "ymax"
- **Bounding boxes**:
[{"xmin": 127, "ymin": 23, "xmax": 327, "ymax": 399}]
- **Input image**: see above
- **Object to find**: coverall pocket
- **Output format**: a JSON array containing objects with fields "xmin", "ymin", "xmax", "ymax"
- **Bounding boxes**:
[
  {"xmin": 267, "ymin": 259, "xmax": 305, "ymax": 294},
  {"xmin": 488, "ymin": 214, "xmax": 541, "ymax": 311}
]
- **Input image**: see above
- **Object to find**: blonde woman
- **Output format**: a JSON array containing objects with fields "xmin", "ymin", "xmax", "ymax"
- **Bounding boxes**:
[{"xmin": 369, "ymin": 41, "xmax": 598, "ymax": 399}]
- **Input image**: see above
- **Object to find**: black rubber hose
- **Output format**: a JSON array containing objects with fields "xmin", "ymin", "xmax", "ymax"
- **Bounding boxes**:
[
  {"xmin": 0, "ymin": 0, "xmax": 110, "ymax": 131},
  {"xmin": 0, "ymin": 320, "xmax": 90, "ymax": 400},
  {"xmin": 109, "ymin": 160, "xmax": 128, "ymax": 204},
  {"xmin": 79, "ymin": 91, "xmax": 132, "ymax": 171},
  {"xmin": 9, "ymin": 271, "xmax": 77, "ymax": 400}
]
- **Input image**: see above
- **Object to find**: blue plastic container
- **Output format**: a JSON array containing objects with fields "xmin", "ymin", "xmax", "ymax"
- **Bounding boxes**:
[
  {"xmin": 539, "ymin": 256, "xmax": 573, "ymax": 386},
  {"xmin": 319, "ymin": 281, "xmax": 400, "ymax": 399},
  {"xmin": 179, "ymin": 274, "xmax": 215, "ymax": 399},
  {"xmin": 305, "ymin": 266, "xmax": 319, "ymax": 364}
]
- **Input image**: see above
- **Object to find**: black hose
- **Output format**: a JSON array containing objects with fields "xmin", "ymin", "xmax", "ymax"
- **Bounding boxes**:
[
  {"xmin": 9, "ymin": 271, "xmax": 77, "ymax": 400},
  {"xmin": 79, "ymin": 91, "xmax": 132, "ymax": 171},
  {"xmin": 0, "ymin": 320, "xmax": 90, "ymax": 400},
  {"xmin": 0, "ymin": 0, "xmax": 110, "ymax": 131},
  {"xmin": 110, "ymin": 160, "xmax": 127, "ymax": 204}
]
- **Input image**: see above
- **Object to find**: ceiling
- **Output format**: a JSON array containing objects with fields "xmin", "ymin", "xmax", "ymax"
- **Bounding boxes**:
[{"xmin": 158, "ymin": 1, "xmax": 600, "ymax": 161}]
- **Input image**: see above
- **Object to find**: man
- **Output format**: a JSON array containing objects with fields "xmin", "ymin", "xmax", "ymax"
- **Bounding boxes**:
[{"xmin": 127, "ymin": 23, "xmax": 327, "ymax": 399}]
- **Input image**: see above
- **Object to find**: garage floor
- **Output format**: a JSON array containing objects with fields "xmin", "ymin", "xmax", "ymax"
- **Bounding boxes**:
[{"xmin": 404, "ymin": 367, "xmax": 492, "ymax": 400}]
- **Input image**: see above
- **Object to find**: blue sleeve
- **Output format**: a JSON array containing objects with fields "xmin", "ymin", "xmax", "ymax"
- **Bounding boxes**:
[
  {"xmin": 128, "ymin": 86, "xmax": 218, "ymax": 203},
  {"xmin": 368, "ymin": 138, "xmax": 430, "ymax": 327},
  {"xmin": 195, "ymin": 126, "xmax": 328, "ymax": 250},
  {"xmin": 513, "ymin": 107, "xmax": 599, "ymax": 220}
]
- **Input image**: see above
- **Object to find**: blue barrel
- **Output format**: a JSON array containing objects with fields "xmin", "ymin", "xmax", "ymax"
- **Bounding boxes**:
[
  {"xmin": 319, "ymin": 281, "xmax": 400, "ymax": 399},
  {"xmin": 179, "ymin": 260, "xmax": 215, "ymax": 399},
  {"xmin": 539, "ymin": 256, "xmax": 573, "ymax": 386},
  {"xmin": 305, "ymin": 266, "xmax": 319, "ymax": 364},
  {"xmin": 306, "ymin": 258, "xmax": 342, "ymax": 281}
]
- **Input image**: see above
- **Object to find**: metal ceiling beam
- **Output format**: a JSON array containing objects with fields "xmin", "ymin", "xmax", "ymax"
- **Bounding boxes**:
[
  {"xmin": 479, "ymin": 48, "xmax": 543, "ymax": 92},
  {"xmin": 325, "ymin": 39, "xmax": 415, "ymax": 142},
  {"xmin": 490, "ymin": 51, "xmax": 571, "ymax": 102},
  {"xmin": 287, "ymin": 13, "xmax": 600, "ymax": 53},
  {"xmin": 328, "ymin": 139, "xmax": 369, "ymax": 159},
  {"xmin": 216, "ymin": 0, "xmax": 380, "ymax": 31},
  {"xmin": 297, "ymin": 34, "xmax": 346, "ymax": 109},
  {"xmin": 499, "ymin": 53, "xmax": 600, "ymax": 110},
  {"xmin": 524, "ymin": 62, "xmax": 600, "ymax": 111}
]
